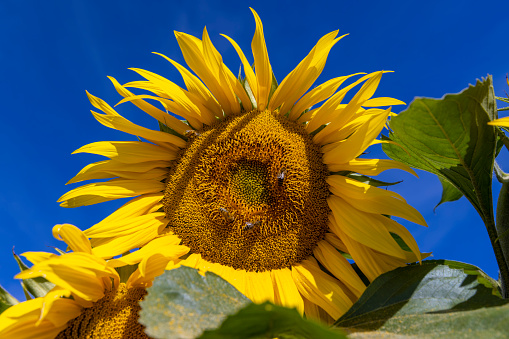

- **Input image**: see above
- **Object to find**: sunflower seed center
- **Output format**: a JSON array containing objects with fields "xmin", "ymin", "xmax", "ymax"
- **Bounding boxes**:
[{"xmin": 162, "ymin": 109, "xmax": 330, "ymax": 272}]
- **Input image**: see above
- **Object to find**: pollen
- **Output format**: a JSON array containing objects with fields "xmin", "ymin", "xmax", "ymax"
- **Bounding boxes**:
[
  {"xmin": 163, "ymin": 109, "xmax": 330, "ymax": 272},
  {"xmin": 56, "ymin": 283, "xmax": 149, "ymax": 339}
]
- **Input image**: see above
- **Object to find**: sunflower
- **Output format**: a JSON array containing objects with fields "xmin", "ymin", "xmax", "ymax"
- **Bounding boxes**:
[
  {"xmin": 58, "ymin": 8, "xmax": 426, "ymax": 323},
  {"xmin": 0, "ymin": 224, "xmax": 180, "ymax": 338}
]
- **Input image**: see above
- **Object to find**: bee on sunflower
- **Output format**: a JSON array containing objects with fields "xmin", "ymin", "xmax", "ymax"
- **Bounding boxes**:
[{"xmin": 58, "ymin": 8, "xmax": 426, "ymax": 323}]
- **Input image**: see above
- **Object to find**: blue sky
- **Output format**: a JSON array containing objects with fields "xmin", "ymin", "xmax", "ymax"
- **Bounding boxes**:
[{"xmin": 1, "ymin": 0, "xmax": 508, "ymax": 300}]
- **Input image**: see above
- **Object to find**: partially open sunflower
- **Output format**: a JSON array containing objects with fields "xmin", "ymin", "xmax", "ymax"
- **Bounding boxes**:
[
  {"xmin": 0, "ymin": 224, "xmax": 176, "ymax": 339},
  {"xmin": 59, "ymin": 8, "xmax": 426, "ymax": 323}
]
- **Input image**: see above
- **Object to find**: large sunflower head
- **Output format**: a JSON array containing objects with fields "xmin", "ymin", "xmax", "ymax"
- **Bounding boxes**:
[
  {"xmin": 58, "ymin": 8, "xmax": 427, "ymax": 323},
  {"xmin": 0, "ymin": 224, "xmax": 177, "ymax": 339}
]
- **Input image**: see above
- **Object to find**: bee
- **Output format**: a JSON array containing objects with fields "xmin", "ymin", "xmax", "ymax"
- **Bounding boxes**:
[
  {"xmin": 243, "ymin": 220, "xmax": 260, "ymax": 231},
  {"xmin": 219, "ymin": 207, "xmax": 234, "ymax": 222},
  {"xmin": 277, "ymin": 168, "xmax": 287, "ymax": 187},
  {"xmin": 185, "ymin": 130, "xmax": 200, "ymax": 140}
]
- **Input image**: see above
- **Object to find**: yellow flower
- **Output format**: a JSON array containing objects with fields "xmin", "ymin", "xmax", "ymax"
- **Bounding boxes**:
[
  {"xmin": 59, "ymin": 8, "xmax": 426, "ymax": 323},
  {"xmin": 0, "ymin": 224, "xmax": 174, "ymax": 338}
]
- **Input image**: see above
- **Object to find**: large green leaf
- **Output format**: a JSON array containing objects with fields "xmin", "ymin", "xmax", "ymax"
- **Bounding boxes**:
[
  {"xmin": 13, "ymin": 251, "xmax": 54, "ymax": 299},
  {"xmin": 345, "ymin": 303, "xmax": 509, "ymax": 338},
  {"xmin": 0, "ymin": 285, "xmax": 18, "ymax": 315},
  {"xmin": 335, "ymin": 260, "xmax": 507, "ymax": 337},
  {"xmin": 139, "ymin": 266, "xmax": 251, "ymax": 339},
  {"xmin": 200, "ymin": 302, "xmax": 346, "ymax": 339},
  {"xmin": 383, "ymin": 77, "xmax": 497, "ymax": 226}
]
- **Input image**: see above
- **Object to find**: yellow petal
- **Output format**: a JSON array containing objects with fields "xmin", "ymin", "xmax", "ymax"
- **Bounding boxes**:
[
  {"xmin": 178, "ymin": 253, "xmax": 203, "ymax": 269},
  {"xmin": 199, "ymin": 261, "xmax": 247, "ymax": 296},
  {"xmin": 292, "ymin": 259, "xmax": 353, "ymax": 320},
  {"xmin": 91, "ymin": 219, "xmax": 165, "ymax": 259},
  {"xmin": 0, "ymin": 298, "xmax": 82, "ymax": 339},
  {"xmin": 153, "ymin": 53, "xmax": 223, "ymax": 118},
  {"xmin": 327, "ymin": 158, "xmax": 417, "ymax": 177},
  {"xmin": 116, "ymin": 93, "xmax": 203, "ymax": 130},
  {"xmin": 313, "ymin": 240, "xmax": 366, "ymax": 298},
  {"xmin": 250, "ymin": 8, "xmax": 272, "ymax": 110},
  {"xmin": 108, "ymin": 76, "xmax": 190, "ymax": 135},
  {"xmin": 271, "ymin": 268, "xmax": 304, "ymax": 315},
  {"xmin": 72, "ymin": 141, "xmax": 176, "ymax": 163},
  {"xmin": 318, "ymin": 107, "xmax": 389, "ymax": 146},
  {"xmin": 128, "ymin": 67, "xmax": 216, "ymax": 124},
  {"xmin": 223, "ymin": 267, "xmax": 248, "ymax": 296},
  {"xmin": 90, "ymin": 111, "xmax": 184, "ymax": 148},
  {"xmin": 245, "ymin": 270, "xmax": 274, "ymax": 304},
  {"xmin": 363, "ymin": 97, "xmax": 406, "ymax": 107},
  {"xmin": 85, "ymin": 213, "xmax": 167, "ymax": 239},
  {"xmin": 85, "ymin": 193, "xmax": 163, "ymax": 235},
  {"xmin": 127, "ymin": 253, "xmax": 171, "ymax": 288},
  {"xmin": 489, "ymin": 116, "xmax": 509, "ymax": 127},
  {"xmin": 302, "ymin": 296, "xmax": 334, "ymax": 324},
  {"xmin": 223, "ymin": 60, "xmax": 253, "ymax": 112},
  {"xmin": 289, "ymin": 74, "xmax": 363, "ymax": 121},
  {"xmin": 320, "ymin": 109, "xmax": 390, "ymax": 163},
  {"xmin": 87, "ymin": 91, "xmax": 187, "ymax": 148},
  {"xmin": 303, "ymin": 71, "xmax": 380, "ymax": 132},
  {"xmin": 58, "ymin": 178, "xmax": 164, "ymax": 208},
  {"xmin": 222, "ymin": 34, "xmax": 259, "ymax": 107},
  {"xmin": 66, "ymin": 159, "xmax": 170, "ymax": 184},
  {"xmin": 312, "ymin": 71, "xmax": 384, "ymax": 144},
  {"xmin": 121, "ymin": 80, "xmax": 168, "ymax": 97},
  {"xmin": 270, "ymin": 31, "xmax": 345, "ymax": 114},
  {"xmin": 107, "ymin": 234, "xmax": 188, "ymax": 268},
  {"xmin": 382, "ymin": 216, "xmax": 423, "ymax": 263},
  {"xmin": 201, "ymin": 27, "xmax": 250, "ymax": 113},
  {"xmin": 327, "ymin": 216, "xmax": 392, "ymax": 282},
  {"xmin": 37, "ymin": 287, "xmax": 72, "ymax": 326},
  {"xmin": 327, "ymin": 175, "xmax": 426, "ymax": 226},
  {"xmin": 323, "ymin": 232, "xmax": 348, "ymax": 253},
  {"xmin": 15, "ymin": 253, "xmax": 117, "ymax": 302},
  {"xmin": 327, "ymin": 194, "xmax": 408, "ymax": 259},
  {"xmin": 52, "ymin": 224, "xmax": 92, "ymax": 254},
  {"xmin": 21, "ymin": 252, "xmax": 55, "ymax": 265},
  {"xmin": 175, "ymin": 31, "xmax": 236, "ymax": 114}
]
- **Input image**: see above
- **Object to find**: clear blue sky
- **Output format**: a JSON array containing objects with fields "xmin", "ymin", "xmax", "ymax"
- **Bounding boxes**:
[{"xmin": 1, "ymin": 0, "xmax": 508, "ymax": 300}]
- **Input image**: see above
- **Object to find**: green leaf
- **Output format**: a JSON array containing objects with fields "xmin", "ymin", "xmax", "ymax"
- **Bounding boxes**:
[
  {"xmin": 200, "ymin": 302, "xmax": 346, "ymax": 339},
  {"xmin": 383, "ymin": 77, "xmax": 497, "ymax": 227},
  {"xmin": 13, "ymin": 251, "xmax": 54, "ymax": 299},
  {"xmin": 0, "ymin": 284, "xmax": 18, "ymax": 315},
  {"xmin": 434, "ymin": 176, "xmax": 463, "ymax": 211},
  {"xmin": 344, "ymin": 303, "xmax": 509, "ymax": 338},
  {"xmin": 139, "ymin": 266, "xmax": 251, "ymax": 339},
  {"xmin": 335, "ymin": 260, "xmax": 507, "ymax": 337}
]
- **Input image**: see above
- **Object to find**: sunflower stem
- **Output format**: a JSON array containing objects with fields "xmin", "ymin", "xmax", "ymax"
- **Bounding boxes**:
[{"xmin": 494, "ymin": 162, "xmax": 509, "ymax": 297}]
